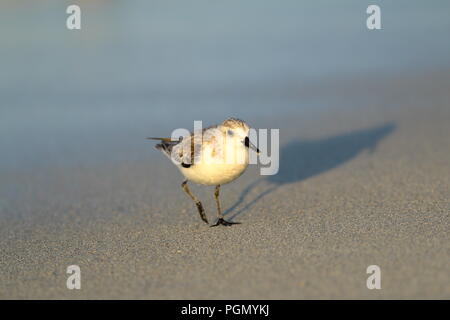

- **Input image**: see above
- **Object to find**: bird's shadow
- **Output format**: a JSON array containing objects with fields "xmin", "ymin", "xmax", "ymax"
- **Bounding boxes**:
[{"xmin": 224, "ymin": 122, "xmax": 396, "ymax": 220}]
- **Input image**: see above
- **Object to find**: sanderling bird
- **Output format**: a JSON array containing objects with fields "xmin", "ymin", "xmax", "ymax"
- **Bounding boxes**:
[{"xmin": 148, "ymin": 118, "xmax": 259, "ymax": 226}]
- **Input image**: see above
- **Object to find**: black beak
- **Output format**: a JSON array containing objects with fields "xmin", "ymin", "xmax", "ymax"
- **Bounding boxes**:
[{"xmin": 244, "ymin": 137, "xmax": 260, "ymax": 154}]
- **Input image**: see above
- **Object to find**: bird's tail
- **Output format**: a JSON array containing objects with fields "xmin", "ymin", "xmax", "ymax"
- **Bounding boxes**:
[
  {"xmin": 146, "ymin": 137, "xmax": 180, "ymax": 157},
  {"xmin": 146, "ymin": 137, "xmax": 178, "ymax": 142}
]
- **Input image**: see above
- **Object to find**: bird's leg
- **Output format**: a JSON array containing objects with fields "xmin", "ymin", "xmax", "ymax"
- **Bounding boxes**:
[
  {"xmin": 214, "ymin": 185, "xmax": 223, "ymax": 218},
  {"xmin": 181, "ymin": 180, "xmax": 208, "ymax": 224},
  {"xmin": 211, "ymin": 185, "xmax": 241, "ymax": 227}
]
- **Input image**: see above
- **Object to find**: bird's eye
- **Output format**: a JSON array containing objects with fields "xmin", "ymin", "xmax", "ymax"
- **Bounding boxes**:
[
  {"xmin": 227, "ymin": 130, "xmax": 234, "ymax": 136},
  {"xmin": 244, "ymin": 136, "xmax": 249, "ymax": 147}
]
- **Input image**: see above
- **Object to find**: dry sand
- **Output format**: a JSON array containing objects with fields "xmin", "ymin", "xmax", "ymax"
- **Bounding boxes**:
[{"xmin": 0, "ymin": 70, "xmax": 449, "ymax": 299}]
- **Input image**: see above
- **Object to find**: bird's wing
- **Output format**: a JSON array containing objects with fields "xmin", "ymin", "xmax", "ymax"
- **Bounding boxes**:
[
  {"xmin": 171, "ymin": 133, "xmax": 202, "ymax": 165},
  {"xmin": 149, "ymin": 125, "xmax": 221, "ymax": 166}
]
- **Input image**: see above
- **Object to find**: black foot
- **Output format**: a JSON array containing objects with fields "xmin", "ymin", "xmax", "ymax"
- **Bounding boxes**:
[{"xmin": 210, "ymin": 218, "xmax": 241, "ymax": 227}]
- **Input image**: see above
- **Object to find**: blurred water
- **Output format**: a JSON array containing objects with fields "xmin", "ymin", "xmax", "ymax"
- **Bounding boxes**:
[{"xmin": 1, "ymin": 0, "xmax": 450, "ymax": 168}]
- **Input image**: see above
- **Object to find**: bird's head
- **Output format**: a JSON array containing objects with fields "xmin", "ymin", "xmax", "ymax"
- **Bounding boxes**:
[{"xmin": 220, "ymin": 118, "xmax": 259, "ymax": 154}]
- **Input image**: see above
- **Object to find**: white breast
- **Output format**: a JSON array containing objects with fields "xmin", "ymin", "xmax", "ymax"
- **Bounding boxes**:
[
  {"xmin": 178, "ymin": 138, "xmax": 249, "ymax": 185},
  {"xmin": 180, "ymin": 162, "xmax": 248, "ymax": 185}
]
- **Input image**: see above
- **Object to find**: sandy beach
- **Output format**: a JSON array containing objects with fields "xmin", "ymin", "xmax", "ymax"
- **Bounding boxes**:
[{"xmin": 1, "ymin": 69, "xmax": 449, "ymax": 299}]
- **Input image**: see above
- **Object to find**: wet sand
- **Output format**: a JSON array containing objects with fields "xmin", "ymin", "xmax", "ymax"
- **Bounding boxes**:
[{"xmin": 0, "ymin": 70, "xmax": 449, "ymax": 299}]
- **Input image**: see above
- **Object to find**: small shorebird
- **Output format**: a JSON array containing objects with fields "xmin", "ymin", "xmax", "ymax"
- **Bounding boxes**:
[{"xmin": 148, "ymin": 118, "xmax": 259, "ymax": 226}]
